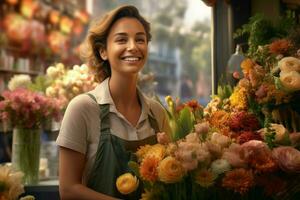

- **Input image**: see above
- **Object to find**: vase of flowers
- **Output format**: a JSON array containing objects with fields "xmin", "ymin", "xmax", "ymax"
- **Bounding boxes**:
[
  {"xmin": 12, "ymin": 128, "xmax": 41, "ymax": 185},
  {"xmin": 0, "ymin": 88, "xmax": 62, "ymax": 185}
]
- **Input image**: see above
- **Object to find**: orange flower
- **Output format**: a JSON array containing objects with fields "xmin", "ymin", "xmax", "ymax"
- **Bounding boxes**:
[
  {"xmin": 185, "ymin": 100, "xmax": 202, "ymax": 111},
  {"xmin": 241, "ymin": 58, "xmax": 255, "ymax": 76},
  {"xmin": 140, "ymin": 156, "xmax": 160, "ymax": 182},
  {"xmin": 269, "ymin": 39, "xmax": 293, "ymax": 55},
  {"xmin": 248, "ymin": 151, "xmax": 277, "ymax": 173},
  {"xmin": 222, "ymin": 168, "xmax": 254, "ymax": 194},
  {"xmin": 194, "ymin": 169, "xmax": 217, "ymax": 187}
]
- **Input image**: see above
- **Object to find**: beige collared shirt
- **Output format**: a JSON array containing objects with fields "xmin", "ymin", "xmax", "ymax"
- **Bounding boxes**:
[{"xmin": 56, "ymin": 78, "xmax": 169, "ymax": 183}]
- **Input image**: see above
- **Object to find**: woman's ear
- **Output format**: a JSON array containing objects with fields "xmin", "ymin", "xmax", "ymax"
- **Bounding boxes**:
[{"xmin": 99, "ymin": 48, "xmax": 108, "ymax": 61}]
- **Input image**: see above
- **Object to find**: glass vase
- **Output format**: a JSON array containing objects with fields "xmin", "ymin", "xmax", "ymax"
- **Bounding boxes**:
[{"xmin": 12, "ymin": 128, "xmax": 41, "ymax": 185}]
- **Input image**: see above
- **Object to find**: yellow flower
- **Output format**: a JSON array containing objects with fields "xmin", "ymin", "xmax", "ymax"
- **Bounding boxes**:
[
  {"xmin": 194, "ymin": 169, "xmax": 217, "ymax": 188},
  {"xmin": 157, "ymin": 156, "xmax": 185, "ymax": 183},
  {"xmin": 116, "ymin": 173, "xmax": 139, "ymax": 195},
  {"xmin": 136, "ymin": 145, "xmax": 152, "ymax": 161},
  {"xmin": 229, "ymin": 87, "xmax": 248, "ymax": 110},
  {"xmin": 144, "ymin": 144, "xmax": 166, "ymax": 161}
]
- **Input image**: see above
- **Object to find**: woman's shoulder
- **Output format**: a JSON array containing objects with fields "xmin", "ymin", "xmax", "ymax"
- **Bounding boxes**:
[
  {"xmin": 144, "ymin": 96, "xmax": 165, "ymax": 115},
  {"xmin": 66, "ymin": 93, "xmax": 98, "ymax": 113}
]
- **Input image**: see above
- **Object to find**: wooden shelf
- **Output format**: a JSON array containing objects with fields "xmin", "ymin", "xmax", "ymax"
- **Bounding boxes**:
[{"xmin": 0, "ymin": 68, "xmax": 41, "ymax": 76}]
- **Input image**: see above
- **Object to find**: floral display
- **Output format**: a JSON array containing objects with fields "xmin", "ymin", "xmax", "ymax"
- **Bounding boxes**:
[
  {"xmin": 7, "ymin": 75, "xmax": 32, "ymax": 91},
  {"xmin": 0, "ymin": 88, "xmax": 62, "ymax": 129},
  {"xmin": 114, "ymin": 23, "xmax": 300, "ymax": 199},
  {"xmin": 0, "ymin": 165, "xmax": 24, "ymax": 200},
  {"xmin": 45, "ymin": 63, "xmax": 97, "ymax": 108}
]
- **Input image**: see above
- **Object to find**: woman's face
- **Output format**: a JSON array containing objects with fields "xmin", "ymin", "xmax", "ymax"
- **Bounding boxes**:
[{"xmin": 101, "ymin": 17, "xmax": 148, "ymax": 76}]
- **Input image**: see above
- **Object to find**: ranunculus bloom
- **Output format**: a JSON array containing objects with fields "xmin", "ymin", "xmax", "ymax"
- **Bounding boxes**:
[
  {"xmin": 156, "ymin": 132, "xmax": 171, "ymax": 145},
  {"xmin": 116, "ymin": 173, "xmax": 139, "ymax": 195},
  {"xmin": 272, "ymin": 146, "xmax": 300, "ymax": 173},
  {"xmin": 158, "ymin": 156, "xmax": 185, "ymax": 183},
  {"xmin": 290, "ymin": 132, "xmax": 300, "ymax": 147},
  {"xmin": 278, "ymin": 56, "xmax": 300, "ymax": 72},
  {"xmin": 258, "ymin": 123, "xmax": 289, "ymax": 144},
  {"xmin": 280, "ymin": 70, "xmax": 300, "ymax": 91}
]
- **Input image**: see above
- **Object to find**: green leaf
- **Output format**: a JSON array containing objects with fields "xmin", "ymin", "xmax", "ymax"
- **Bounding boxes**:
[
  {"xmin": 128, "ymin": 161, "xmax": 140, "ymax": 177},
  {"xmin": 178, "ymin": 107, "xmax": 194, "ymax": 139}
]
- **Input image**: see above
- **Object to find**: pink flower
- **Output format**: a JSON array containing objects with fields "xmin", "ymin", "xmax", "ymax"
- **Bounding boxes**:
[
  {"xmin": 255, "ymin": 84, "xmax": 268, "ymax": 99},
  {"xmin": 290, "ymin": 132, "xmax": 300, "ymax": 147},
  {"xmin": 157, "ymin": 132, "xmax": 171, "ymax": 145},
  {"xmin": 232, "ymin": 71, "xmax": 240, "ymax": 79},
  {"xmin": 222, "ymin": 143, "xmax": 247, "ymax": 168},
  {"xmin": 194, "ymin": 122, "xmax": 209, "ymax": 135},
  {"xmin": 272, "ymin": 146, "xmax": 300, "ymax": 173}
]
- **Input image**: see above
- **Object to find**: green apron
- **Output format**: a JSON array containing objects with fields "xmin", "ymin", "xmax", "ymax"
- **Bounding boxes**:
[{"xmin": 86, "ymin": 93, "xmax": 160, "ymax": 199}]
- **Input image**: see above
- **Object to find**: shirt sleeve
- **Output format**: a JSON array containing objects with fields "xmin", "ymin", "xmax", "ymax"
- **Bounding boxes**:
[{"xmin": 56, "ymin": 94, "xmax": 92, "ymax": 154}]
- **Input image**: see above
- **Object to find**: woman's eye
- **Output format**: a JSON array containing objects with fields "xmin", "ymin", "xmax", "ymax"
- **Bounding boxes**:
[
  {"xmin": 136, "ymin": 38, "xmax": 146, "ymax": 43},
  {"xmin": 116, "ymin": 38, "xmax": 127, "ymax": 43}
]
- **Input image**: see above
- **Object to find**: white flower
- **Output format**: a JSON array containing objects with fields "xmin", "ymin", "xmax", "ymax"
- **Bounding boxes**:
[
  {"xmin": 211, "ymin": 159, "xmax": 231, "ymax": 175},
  {"xmin": 8, "ymin": 74, "xmax": 32, "ymax": 91}
]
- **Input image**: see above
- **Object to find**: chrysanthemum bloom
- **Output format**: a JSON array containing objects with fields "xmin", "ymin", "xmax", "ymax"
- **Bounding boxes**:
[
  {"xmin": 158, "ymin": 156, "xmax": 185, "ymax": 183},
  {"xmin": 269, "ymin": 39, "xmax": 293, "ymax": 55},
  {"xmin": 210, "ymin": 132, "xmax": 231, "ymax": 148},
  {"xmin": 241, "ymin": 58, "xmax": 255, "ymax": 77},
  {"xmin": 144, "ymin": 144, "xmax": 166, "ymax": 161},
  {"xmin": 116, "ymin": 173, "xmax": 139, "ymax": 195},
  {"xmin": 211, "ymin": 159, "xmax": 231, "ymax": 175},
  {"xmin": 272, "ymin": 146, "xmax": 300, "ymax": 173},
  {"xmin": 194, "ymin": 168, "xmax": 217, "ymax": 187},
  {"xmin": 222, "ymin": 168, "xmax": 254, "ymax": 194},
  {"xmin": 208, "ymin": 110, "xmax": 230, "ymax": 132},
  {"xmin": 237, "ymin": 131, "xmax": 262, "ymax": 144},
  {"xmin": 247, "ymin": 151, "xmax": 277, "ymax": 173},
  {"xmin": 229, "ymin": 87, "xmax": 248, "ymax": 110},
  {"xmin": 136, "ymin": 145, "xmax": 152, "ymax": 161},
  {"xmin": 229, "ymin": 111, "xmax": 260, "ymax": 132},
  {"xmin": 140, "ymin": 156, "xmax": 160, "ymax": 182}
]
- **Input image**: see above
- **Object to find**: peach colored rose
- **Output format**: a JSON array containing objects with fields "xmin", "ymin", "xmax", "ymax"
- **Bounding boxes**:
[
  {"xmin": 116, "ymin": 173, "xmax": 139, "ymax": 195},
  {"xmin": 279, "ymin": 71, "xmax": 300, "ymax": 91},
  {"xmin": 278, "ymin": 57, "xmax": 300, "ymax": 72},
  {"xmin": 272, "ymin": 146, "xmax": 300, "ymax": 173},
  {"xmin": 158, "ymin": 156, "xmax": 185, "ymax": 183}
]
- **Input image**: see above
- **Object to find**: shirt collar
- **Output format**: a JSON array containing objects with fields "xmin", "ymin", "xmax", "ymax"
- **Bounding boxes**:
[{"xmin": 91, "ymin": 78, "xmax": 152, "ymax": 120}]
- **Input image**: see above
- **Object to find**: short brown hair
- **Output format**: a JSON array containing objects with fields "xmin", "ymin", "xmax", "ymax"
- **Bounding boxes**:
[{"xmin": 80, "ymin": 5, "xmax": 152, "ymax": 82}]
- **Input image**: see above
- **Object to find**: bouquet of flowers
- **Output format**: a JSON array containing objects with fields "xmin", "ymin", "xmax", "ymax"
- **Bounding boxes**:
[
  {"xmin": 115, "ymin": 95, "xmax": 300, "ymax": 200},
  {"xmin": 0, "ymin": 88, "xmax": 62, "ymax": 129},
  {"xmin": 45, "ymin": 63, "xmax": 97, "ymax": 108}
]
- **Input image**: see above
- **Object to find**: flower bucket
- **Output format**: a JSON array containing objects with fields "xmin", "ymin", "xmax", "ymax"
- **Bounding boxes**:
[{"xmin": 12, "ymin": 128, "xmax": 41, "ymax": 185}]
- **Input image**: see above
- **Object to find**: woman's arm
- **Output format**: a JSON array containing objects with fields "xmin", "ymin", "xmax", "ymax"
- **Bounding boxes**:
[{"xmin": 59, "ymin": 147, "xmax": 120, "ymax": 200}]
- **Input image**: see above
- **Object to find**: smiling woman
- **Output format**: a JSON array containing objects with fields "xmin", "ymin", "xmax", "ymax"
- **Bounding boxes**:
[{"xmin": 56, "ymin": 5, "xmax": 170, "ymax": 200}]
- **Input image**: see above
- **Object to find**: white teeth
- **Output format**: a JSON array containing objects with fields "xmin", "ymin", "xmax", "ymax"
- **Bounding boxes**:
[{"xmin": 123, "ymin": 57, "xmax": 139, "ymax": 61}]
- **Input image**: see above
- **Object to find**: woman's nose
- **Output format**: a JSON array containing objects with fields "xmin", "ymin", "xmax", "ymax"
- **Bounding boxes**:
[{"xmin": 127, "ymin": 39, "xmax": 138, "ymax": 51}]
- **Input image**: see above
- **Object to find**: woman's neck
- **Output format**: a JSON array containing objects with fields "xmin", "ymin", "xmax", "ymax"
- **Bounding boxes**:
[{"xmin": 108, "ymin": 74, "xmax": 139, "ymax": 109}]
